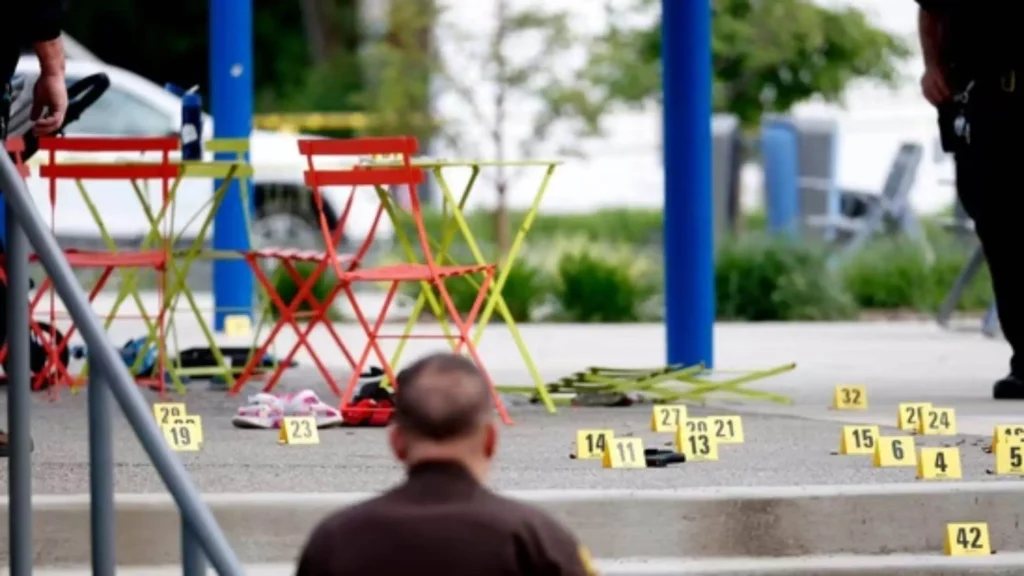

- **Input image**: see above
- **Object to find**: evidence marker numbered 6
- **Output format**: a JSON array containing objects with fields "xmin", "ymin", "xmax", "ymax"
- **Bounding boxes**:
[
  {"xmin": 874, "ymin": 436, "xmax": 916, "ymax": 467},
  {"xmin": 575, "ymin": 429, "xmax": 613, "ymax": 459}
]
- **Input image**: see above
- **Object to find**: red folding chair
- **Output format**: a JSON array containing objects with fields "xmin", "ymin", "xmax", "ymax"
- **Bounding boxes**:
[
  {"xmin": 299, "ymin": 136, "xmax": 511, "ymax": 425},
  {"xmin": 5, "ymin": 137, "xmax": 30, "ymax": 178},
  {"xmin": 6, "ymin": 137, "xmax": 179, "ymax": 394}
]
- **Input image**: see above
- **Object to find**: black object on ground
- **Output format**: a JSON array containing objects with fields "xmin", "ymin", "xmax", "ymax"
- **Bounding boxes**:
[{"xmin": 644, "ymin": 448, "xmax": 686, "ymax": 467}]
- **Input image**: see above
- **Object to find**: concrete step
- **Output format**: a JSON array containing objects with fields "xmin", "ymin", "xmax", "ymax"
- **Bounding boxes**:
[
  {"xmin": 20, "ymin": 555, "xmax": 1024, "ymax": 576},
  {"xmin": 5, "ymin": 482, "xmax": 1024, "ymax": 566}
]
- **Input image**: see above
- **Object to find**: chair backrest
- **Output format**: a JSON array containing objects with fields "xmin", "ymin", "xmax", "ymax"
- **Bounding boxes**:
[
  {"xmin": 298, "ymin": 136, "xmax": 424, "ymax": 271},
  {"xmin": 880, "ymin": 142, "xmax": 923, "ymax": 207},
  {"xmin": 37, "ymin": 136, "xmax": 179, "ymax": 181},
  {"xmin": 790, "ymin": 118, "xmax": 840, "ymax": 240},
  {"xmin": 5, "ymin": 136, "xmax": 29, "ymax": 178}
]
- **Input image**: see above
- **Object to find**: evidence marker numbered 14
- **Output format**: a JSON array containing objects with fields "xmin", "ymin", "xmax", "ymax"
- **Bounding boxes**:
[{"xmin": 575, "ymin": 429, "xmax": 613, "ymax": 460}]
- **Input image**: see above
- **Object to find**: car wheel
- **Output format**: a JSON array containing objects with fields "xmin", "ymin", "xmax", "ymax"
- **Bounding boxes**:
[{"xmin": 252, "ymin": 183, "xmax": 341, "ymax": 256}]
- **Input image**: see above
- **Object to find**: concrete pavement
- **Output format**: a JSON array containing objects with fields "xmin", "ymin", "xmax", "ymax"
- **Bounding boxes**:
[{"xmin": 2, "ymin": 319, "xmax": 1022, "ymax": 570}]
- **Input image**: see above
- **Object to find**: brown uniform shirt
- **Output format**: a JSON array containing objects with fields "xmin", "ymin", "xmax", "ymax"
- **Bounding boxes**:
[{"xmin": 295, "ymin": 461, "xmax": 597, "ymax": 576}]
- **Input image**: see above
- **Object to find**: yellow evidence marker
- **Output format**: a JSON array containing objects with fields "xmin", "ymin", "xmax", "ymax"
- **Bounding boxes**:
[
  {"xmin": 995, "ymin": 442, "xmax": 1024, "ymax": 475},
  {"xmin": 839, "ymin": 425, "xmax": 879, "ymax": 455},
  {"xmin": 602, "ymin": 437, "xmax": 646, "ymax": 469},
  {"xmin": 945, "ymin": 522, "xmax": 992, "ymax": 556},
  {"xmin": 706, "ymin": 415, "xmax": 744, "ymax": 444},
  {"xmin": 224, "ymin": 314, "xmax": 253, "ymax": 337},
  {"xmin": 171, "ymin": 415, "xmax": 204, "ymax": 445},
  {"xmin": 897, "ymin": 402, "xmax": 931, "ymax": 432},
  {"xmin": 651, "ymin": 405, "xmax": 686, "ymax": 432},
  {"xmin": 279, "ymin": 416, "xmax": 320, "ymax": 445},
  {"xmin": 153, "ymin": 402, "xmax": 187, "ymax": 427},
  {"xmin": 991, "ymin": 424, "xmax": 1024, "ymax": 450},
  {"xmin": 874, "ymin": 436, "xmax": 917, "ymax": 467},
  {"xmin": 575, "ymin": 430, "xmax": 613, "ymax": 459},
  {"xmin": 683, "ymin": 417, "xmax": 709, "ymax": 434},
  {"xmin": 832, "ymin": 385, "xmax": 867, "ymax": 410},
  {"xmin": 162, "ymin": 420, "xmax": 201, "ymax": 452},
  {"xmin": 676, "ymin": 428, "xmax": 719, "ymax": 461},
  {"xmin": 917, "ymin": 447, "xmax": 962, "ymax": 480},
  {"xmin": 918, "ymin": 407, "xmax": 957, "ymax": 436}
]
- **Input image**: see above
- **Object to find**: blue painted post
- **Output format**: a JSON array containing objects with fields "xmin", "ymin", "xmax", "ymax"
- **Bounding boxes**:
[
  {"xmin": 210, "ymin": 0, "xmax": 254, "ymax": 330},
  {"xmin": 662, "ymin": 0, "xmax": 714, "ymax": 367}
]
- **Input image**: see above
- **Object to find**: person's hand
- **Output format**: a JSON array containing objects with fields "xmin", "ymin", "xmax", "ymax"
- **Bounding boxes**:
[
  {"xmin": 921, "ymin": 65, "xmax": 950, "ymax": 106},
  {"xmin": 31, "ymin": 71, "xmax": 67, "ymax": 135}
]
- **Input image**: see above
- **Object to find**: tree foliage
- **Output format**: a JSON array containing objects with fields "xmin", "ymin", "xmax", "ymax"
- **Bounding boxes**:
[{"xmin": 580, "ymin": 0, "xmax": 912, "ymax": 126}]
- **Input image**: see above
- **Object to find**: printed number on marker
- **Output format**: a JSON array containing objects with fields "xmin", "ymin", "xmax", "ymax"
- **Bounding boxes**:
[
  {"xmin": 290, "ymin": 418, "xmax": 314, "ymax": 439},
  {"xmin": 853, "ymin": 428, "xmax": 874, "ymax": 449},
  {"xmin": 842, "ymin": 388, "xmax": 861, "ymax": 405},
  {"xmin": 956, "ymin": 526, "xmax": 985, "ymax": 550}
]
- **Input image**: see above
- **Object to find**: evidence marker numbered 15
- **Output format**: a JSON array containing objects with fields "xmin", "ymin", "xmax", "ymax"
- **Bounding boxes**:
[
  {"xmin": 832, "ymin": 384, "xmax": 867, "ymax": 410},
  {"xmin": 839, "ymin": 425, "xmax": 879, "ymax": 455}
]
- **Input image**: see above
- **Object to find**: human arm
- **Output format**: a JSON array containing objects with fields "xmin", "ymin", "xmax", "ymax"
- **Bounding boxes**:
[
  {"xmin": 23, "ymin": 0, "xmax": 66, "ymax": 134},
  {"xmin": 916, "ymin": 2, "xmax": 949, "ymax": 105}
]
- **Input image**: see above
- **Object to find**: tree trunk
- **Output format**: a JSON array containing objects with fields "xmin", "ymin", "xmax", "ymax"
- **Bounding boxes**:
[
  {"xmin": 492, "ymin": 0, "xmax": 510, "ymax": 260},
  {"xmin": 299, "ymin": 0, "xmax": 329, "ymax": 64}
]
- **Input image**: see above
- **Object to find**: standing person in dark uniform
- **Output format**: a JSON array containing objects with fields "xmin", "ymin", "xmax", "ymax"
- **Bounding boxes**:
[
  {"xmin": 0, "ymin": 0, "xmax": 68, "ymax": 456},
  {"xmin": 295, "ymin": 353, "xmax": 598, "ymax": 576},
  {"xmin": 916, "ymin": 1, "xmax": 1024, "ymax": 399}
]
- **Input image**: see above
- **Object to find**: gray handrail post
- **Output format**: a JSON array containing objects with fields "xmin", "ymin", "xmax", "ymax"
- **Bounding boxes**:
[
  {"xmin": 88, "ymin": 353, "xmax": 116, "ymax": 576},
  {"xmin": 0, "ymin": 153, "xmax": 244, "ymax": 574},
  {"xmin": 182, "ymin": 520, "xmax": 207, "ymax": 576},
  {"xmin": 6, "ymin": 190, "xmax": 32, "ymax": 576}
]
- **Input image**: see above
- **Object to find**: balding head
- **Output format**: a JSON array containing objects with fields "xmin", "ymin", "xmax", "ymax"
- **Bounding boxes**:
[
  {"xmin": 394, "ymin": 353, "xmax": 492, "ymax": 439},
  {"xmin": 389, "ymin": 353, "xmax": 498, "ymax": 479}
]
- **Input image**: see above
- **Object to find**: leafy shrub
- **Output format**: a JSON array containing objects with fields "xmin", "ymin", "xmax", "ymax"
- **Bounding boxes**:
[
  {"xmin": 266, "ymin": 261, "xmax": 342, "ymax": 320},
  {"xmin": 553, "ymin": 248, "xmax": 656, "ymax": 322},
  {"xmin": 841, "ymin": 236, "xmax": 991, "ymax": 312},
  {"xmin": 715, "ymin": 235, "xmax": 857, "ymax": 321},
  {"xmin": 432, "ymin": 259, "xmax": 548, "ymax": 322}
]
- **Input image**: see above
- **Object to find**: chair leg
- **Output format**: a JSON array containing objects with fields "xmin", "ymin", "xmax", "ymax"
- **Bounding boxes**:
[{"xmin": 937, "ymin": 245, "xmax": 986, "ymax": 328}]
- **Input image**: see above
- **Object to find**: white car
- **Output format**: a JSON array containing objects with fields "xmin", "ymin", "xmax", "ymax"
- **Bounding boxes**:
[{"xmin": 13, "ymin": 57, "xmax": 392, "ymax": 250}]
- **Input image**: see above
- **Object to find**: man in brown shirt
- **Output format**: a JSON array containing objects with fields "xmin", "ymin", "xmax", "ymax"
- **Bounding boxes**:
[{"xmin": 296, "ymin": 353, "xmax": 597, "ymax": 576}]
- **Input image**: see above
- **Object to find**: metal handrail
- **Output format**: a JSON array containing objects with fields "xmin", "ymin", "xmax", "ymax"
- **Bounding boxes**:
[{"xmin": 0, "ymin": 151, "xmax": 243, "ymax": 575}]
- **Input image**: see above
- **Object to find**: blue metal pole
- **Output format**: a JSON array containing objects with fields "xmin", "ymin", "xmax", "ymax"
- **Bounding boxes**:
[
  {"xmin": 210, "ymin": 0, "xmax": 254, "ymax": 331},
  {"xmin": 662, "ymin": 0, "xmax": 714, "ymax": 367}
]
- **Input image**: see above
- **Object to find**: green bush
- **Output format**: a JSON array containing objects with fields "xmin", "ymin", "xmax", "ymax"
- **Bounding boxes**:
[
  {"xmin": 715, "ymin": 235, "xmax": 857, "ymax": 321},
  {"xmin": 430, "ymin": 259, "xmax": 548, "ymax": 322},
  {"xmin": 553, "ymin": 248, "xmax": 655, "ymax": 322},
  {"xmin": 266, "ymin": 262, "xmax": 343, "ymax": 320},
  {"xmin": 841, "ymin": 237, "xmax": 991, "ymax": 312}
]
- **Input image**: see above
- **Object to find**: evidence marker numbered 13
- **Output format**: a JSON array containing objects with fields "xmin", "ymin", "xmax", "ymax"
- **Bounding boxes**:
[
  {"xmin": 575, "ymin": 429, "xmax": 613, "ymax": 459},
  {"xmin": 897, "ymin": 402, "xmax": 931, "ymax": 432},
  {"xmin": 676, "ymin": 428, "xmax": 719, "ymax": 461},
  {"xmin": 832, "ymin": 384, "xmax": 867, "ymax": 410},
  {"xmin": 651, "ymin": 405, "xmax": 686, "ymax": 432}
]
